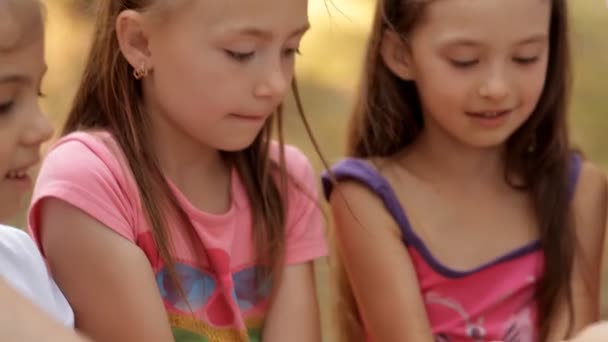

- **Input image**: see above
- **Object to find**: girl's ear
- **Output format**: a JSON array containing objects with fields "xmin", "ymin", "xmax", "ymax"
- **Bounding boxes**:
[
  {"xmin": 380, "ymin": 30, "xmax": 415, "ymax": 81},
  {"xmin": 115, "ymin": 9, "xmax": 153, "ymax": 72}
]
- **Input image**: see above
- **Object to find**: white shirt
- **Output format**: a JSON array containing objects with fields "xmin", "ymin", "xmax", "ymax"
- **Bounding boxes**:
[{"xmin": 0, "ymin": 224, "xmax": 74, "ymax": 327}]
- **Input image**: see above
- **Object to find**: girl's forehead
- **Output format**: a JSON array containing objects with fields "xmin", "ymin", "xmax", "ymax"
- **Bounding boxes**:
[
  {"xmin": 0, "ymin": 11, "xmax": 20, "ymax": 49},
  {"xmin": 415, "ymin": 0, "xmax": 550, "ymax": 44},
  {"xmin": 0, "ymin": 1, "xmax": 43, "ymax": 52},
  {"xmin": 163, "ymin": 0, "xmax": 308, "ymax": 29}
]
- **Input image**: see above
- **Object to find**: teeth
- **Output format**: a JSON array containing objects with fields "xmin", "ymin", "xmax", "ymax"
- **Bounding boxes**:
[
  {"xmin": 481, "ymin": 111, "xmax": 500, "ymax": 117},
  {"xmin": 6, "ymin": 171, "xmax": 26, "ymax": 179}
]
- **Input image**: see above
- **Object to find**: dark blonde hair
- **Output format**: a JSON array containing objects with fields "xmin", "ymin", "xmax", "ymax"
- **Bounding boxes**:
[
  {"xmin": 0, "ymin": 0, "xmax": 44, "ymax": 52},
  {"xmin": 63, "ymin": 0, "xmax": 310, "ymax": 303},
  {"xmin": 339, "ymin": 0, "xmax": 576, "ymax": 341}
]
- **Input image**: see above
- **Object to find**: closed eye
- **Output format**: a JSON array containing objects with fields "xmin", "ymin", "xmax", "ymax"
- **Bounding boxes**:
[
  {"xmin": 0, "ymin": 101, "xmax": 14, "ymax": 114},
  {"xmin": 513, "ymin": 56, "xmax": 539, "ymax": 64},
  {"xmin": 284, "ymin": 48, "xmax": 302, "ymax": 57},
  {"xmin": 225, "ymin": 50, "xmax": 255, "ymax": 62},
  {"xmin": 450, "ymin": 59, "xmax": 478, "ymax": 68}
]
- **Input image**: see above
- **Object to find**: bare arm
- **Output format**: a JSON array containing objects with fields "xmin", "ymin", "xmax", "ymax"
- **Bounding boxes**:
[
  {"xmin": 263, "ymin": 262, "xmax": 322, "ymax": 342},
  {"xmin": 0, "ymin": 279, "xmax": 91, "ymax": 342},
  {"xmin": 329, "ymin": 181, "xmax": 435, "ymax": 342},
  {"xmin": 549, "ymin": 162, "xmax": 608, "ymax": 340},
  {"xmin": 40, "ymin": 198, "xmax": 174, "ymax": 342}
]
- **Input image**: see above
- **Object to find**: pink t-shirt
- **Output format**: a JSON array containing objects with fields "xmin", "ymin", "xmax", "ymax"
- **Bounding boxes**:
[{"xmin": 28, "ymin": 131, "xmax": 327, "ymax": 341}]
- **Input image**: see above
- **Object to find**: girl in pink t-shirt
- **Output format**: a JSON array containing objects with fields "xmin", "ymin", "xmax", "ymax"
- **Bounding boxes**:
[
  {"xmin": 27, "ymin": 1, "xmax": 327, "ymax": 341},
  {"xmin": 323, "ymin": 0, "xmax": 606, "ymax": 341}
]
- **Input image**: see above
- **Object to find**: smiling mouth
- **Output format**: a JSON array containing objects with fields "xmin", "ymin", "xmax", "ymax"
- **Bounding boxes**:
[
  {"xmin": 466, "ymin": 110, "xmax": 512, "ymax": 118},
  {"xmin": 5, "ymin": 170, "xmax": 28, "ymax": 180},
  {"xmin": 230, "ymin": 113, "xmax": 267, "ymax": 121},
  {"xmin": 4, "ymin": 161, "xmax": 37, "ymax": 181}
]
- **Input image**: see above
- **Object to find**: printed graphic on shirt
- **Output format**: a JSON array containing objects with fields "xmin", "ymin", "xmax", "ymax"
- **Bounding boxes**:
[
  {"xmin": 502, "ymin": 307, "xmax": 534, "ymax": 342},
  {"xmin": 155, "ymin": 258, "xmax": 272, "ymax": 341},
  {"xmin": 427, "ymin": 292, "xmax": 487, "ymax": 342},
  {"xmin": 427, "ymin": 289, "xmax": 535, "ymax": 342}
]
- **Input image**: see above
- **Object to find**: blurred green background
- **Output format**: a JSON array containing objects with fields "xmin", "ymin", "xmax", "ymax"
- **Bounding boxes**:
[{"xmin": 13, "ymin": 0, "xmax": 608, "ymax": 340}]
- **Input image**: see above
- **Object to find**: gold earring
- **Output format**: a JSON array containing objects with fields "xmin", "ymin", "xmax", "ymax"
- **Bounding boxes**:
[{"xmin": 133, "ymin": 62, "xmax": 148, "ymax": 80}]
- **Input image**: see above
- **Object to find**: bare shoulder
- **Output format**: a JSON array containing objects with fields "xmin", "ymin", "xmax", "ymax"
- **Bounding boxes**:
[
  {"xmin": 572, "ymin": 160, "xmax": 607, "ymax": 248},
  {"xmin": 329, "ymin": 159, "xmax": 401, "ymax": 239},
  {"xmin": 329, "ymin": 177, "xmax": 384, "ymax": 215},
  {"xmin": 327, "ymin": 157, "xmax": 435, "ymax": 341},
  {"xmin": 572, "ymin": 160, "xmax": 607, "ymax": 223},
  {"xmin": 575, "ymin": 160, "xmax": 607, "ymax": 198}
]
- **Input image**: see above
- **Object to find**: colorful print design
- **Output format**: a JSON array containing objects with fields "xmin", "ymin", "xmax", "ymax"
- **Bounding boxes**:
[
  {"xmin": 155, "ymin": 258, "xmax": 272, "ymax": 342},
  {"xmin": 427, "ymin": 291, "xmax": 535, "ymax": 342}
]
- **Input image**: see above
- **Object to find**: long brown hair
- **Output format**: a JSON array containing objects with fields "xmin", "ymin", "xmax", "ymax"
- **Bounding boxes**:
[
  {"xmin": 63, "ymin": 0, "xmax": 303, "ymax": 302},
  {"xmin": 341, "ymin": 0, "xmax": 575, "ymax": 340}
]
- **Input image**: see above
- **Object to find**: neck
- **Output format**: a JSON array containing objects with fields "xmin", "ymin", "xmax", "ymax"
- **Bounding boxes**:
[
  {"xmin": 403, "ymin": 125, "xmax": 506, "ymax": 188},
  {"xmin": 144, "ymin": 98, "xmax": 229, "ymax": 190},
  {"xmin": 155, "ymin": 136, "xmax": 228, "ymax": 189}
]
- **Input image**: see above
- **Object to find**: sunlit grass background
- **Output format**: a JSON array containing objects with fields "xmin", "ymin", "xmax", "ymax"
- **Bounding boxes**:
[{"xmin": 12, "ymin": 1, "xmax": 608, "ymax": 340}]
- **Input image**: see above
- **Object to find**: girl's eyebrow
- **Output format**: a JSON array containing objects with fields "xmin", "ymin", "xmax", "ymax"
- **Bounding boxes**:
[
  {"xmin": 0, "ymin": 64, "xmax": 47, "ymax": 85},
  {"xmin": 226, "ymin": 23, "xmax": 311, "ymax": 40},
  {"xmin": 439, "ymin": 33, "xmax": 548, "ymax": 47},
  {"xmin": 0, "ymin": 73, "xmax": 28, "ymax": 84}
]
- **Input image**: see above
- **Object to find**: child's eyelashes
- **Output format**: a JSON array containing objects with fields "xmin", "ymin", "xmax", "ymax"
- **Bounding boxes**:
[
  {"xmin": 449, "ymin": 56, "xmax": 541, "ymax": 69},
  {"xmin": 450, "ymin": 59, "xmax": 478, "ymax": 68},
  {"xmin": 285, "ymin": 48, "xmax": 302, "ymax": 57},
  {"xmin": 0, "ymin": 91, "xmax": 46, "ymax": 116},
  {"xmin": 513, "ymin": 56, "xmax": 539, "ymax": 65},
  {"xmin": 225, "ymin": 50, "xmax": 255, "ymax": 62},
  {"xmin": 0, "ymin": 101, "xmax": 14, "ymax": 115},
  {"xmin": 224, "ymin": 47, "xmax": 302, "ymax": 63}
]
